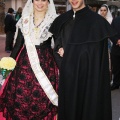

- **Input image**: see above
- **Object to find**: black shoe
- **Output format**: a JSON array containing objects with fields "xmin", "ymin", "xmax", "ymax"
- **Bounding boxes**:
[{"xmin": 111, "ymin": 84, "xmax": 119, "ymax": 91}]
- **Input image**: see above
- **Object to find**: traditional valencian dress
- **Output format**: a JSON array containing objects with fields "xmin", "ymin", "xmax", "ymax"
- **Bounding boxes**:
[{"xmin": 0, "ymin": 0, "xmax": 58, "ymax": 119}]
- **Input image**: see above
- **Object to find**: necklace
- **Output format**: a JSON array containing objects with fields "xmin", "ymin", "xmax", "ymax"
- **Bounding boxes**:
[
  {"xmin": 35, "ymin": 18, "xmax": 39, "ymax": 21},
  {"xmin": 33, "ymin": 12, "xmax": 45, "ymax": 40},
  {"xmin": 34, "ymin": 20, "xmax": 44, "ymax": 40},
  {"xmin": 34, "ymin": 15, "xmax": 45, "ymax": 21},
  {"xmin": 34, "ymin": 26, "xmax": 40, "ymax": 40}
]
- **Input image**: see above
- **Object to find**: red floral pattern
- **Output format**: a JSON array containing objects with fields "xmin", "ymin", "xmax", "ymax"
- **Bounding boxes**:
[{"xmin": 0, "ymin": 46, "xmax": 58, "ymax": 120}]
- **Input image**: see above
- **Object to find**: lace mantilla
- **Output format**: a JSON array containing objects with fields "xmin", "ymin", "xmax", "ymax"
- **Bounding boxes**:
[{"xmin": 14, "ymin": 0, "xmax": 57, "ymax": 45}]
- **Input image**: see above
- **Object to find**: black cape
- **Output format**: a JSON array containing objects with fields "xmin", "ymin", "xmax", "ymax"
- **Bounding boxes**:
[{"xmin": 50, "ymin": 7, "xmax": 115, "ymax": 120}]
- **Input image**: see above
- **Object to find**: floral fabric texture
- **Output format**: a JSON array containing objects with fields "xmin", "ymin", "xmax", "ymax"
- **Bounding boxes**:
[{"xmin": 0, "ymin": 45, "xmax": 58, "ymax": 120}]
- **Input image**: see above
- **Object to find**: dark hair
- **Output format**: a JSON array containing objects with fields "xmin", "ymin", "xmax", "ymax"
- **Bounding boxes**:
[
  {"xmin": 17, "ymin": 7, "xmax": 22, "ymax": 13},
  {"xmin": 101, "ymin": 4, "xmax": 108, "ymax": 11},
  {"xmin": 8, "ymin": 8, "xmax": 14, "ymax": 13}
]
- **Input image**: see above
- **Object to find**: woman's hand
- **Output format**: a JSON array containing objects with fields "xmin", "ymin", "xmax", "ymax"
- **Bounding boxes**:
[
  {"xmin": 58, "ymin": 48, "xmax": 64, "ymax": 57},
  {"xmin": 116, "ymin": 39, "xmax": 120, "ymax": 46}
]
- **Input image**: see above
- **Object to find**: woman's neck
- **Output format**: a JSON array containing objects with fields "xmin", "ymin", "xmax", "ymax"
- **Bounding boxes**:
[{"xmin": 34, "ymin": 10, "xmax": 46, "ymax": 26}]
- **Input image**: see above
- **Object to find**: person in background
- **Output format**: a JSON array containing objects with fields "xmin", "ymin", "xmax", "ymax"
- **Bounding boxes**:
[
  {"xmin": 4, "ymin": 8, "xmax": 16, "ymax": 53},
  {"xmin": 15, "ymin": 7, "xmax": 22, "ymax": 22},
  {"xmin": 98, "ymin": 4, "xmax": 113, "ymax": 80},
  {"xmin": 49, "ymin": 0, "xmax": 116, "ymax": 119},
  {"xmin": 110, "ymin": 16, "xmax": 120, "ymax": 90},
  {"xmin": 98, "ymin": 4, "xmax": 113, "ymax": 24},
  {"xmin": 0, "ymin": 0, "xmax": 58, "ymax": 119}
]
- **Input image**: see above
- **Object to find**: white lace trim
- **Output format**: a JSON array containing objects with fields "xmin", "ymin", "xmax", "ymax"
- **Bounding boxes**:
[
  {"xmin": 14, "ymin": 0, "xmax": 58, "ymax": 45},
  {"xmin": 23, "ymin": 15, "xmax": 58, "ymax": 106},
  {"xmin": 14, "ymin": 0, "xmax": 58, "ymax": 106}
]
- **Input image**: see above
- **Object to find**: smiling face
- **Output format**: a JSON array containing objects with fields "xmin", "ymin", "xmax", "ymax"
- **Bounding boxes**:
[
  {"xmin": 100, "ymin": 6, "xmax": 108, "ymax": 18},
  {"xmin": 68, "ymin": 0, "xmax": 85, "ymax": 11},
  {"xmin": 33, "ymin": 0, "xmax": 49, "ymax": 13}
]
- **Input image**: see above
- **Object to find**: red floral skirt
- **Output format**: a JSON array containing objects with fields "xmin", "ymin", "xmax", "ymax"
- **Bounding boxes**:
[{"xmin": 0, "ymin": 46, "xmax": 58, "ymax": 120}]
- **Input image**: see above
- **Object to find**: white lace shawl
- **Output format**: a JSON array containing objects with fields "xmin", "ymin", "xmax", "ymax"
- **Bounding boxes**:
[{"xmin": 14, "ymin": 0, "xmax": 57, "ymax": 45}]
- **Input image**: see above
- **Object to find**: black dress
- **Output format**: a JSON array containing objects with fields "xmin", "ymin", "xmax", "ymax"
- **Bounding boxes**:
[
  {"xmin": 0, "ymin": 29, "xmax": 58, "ymax": 120},
  {"xmin": 50, "ymin": 6, "xmax": 116, "ymax": 120}
]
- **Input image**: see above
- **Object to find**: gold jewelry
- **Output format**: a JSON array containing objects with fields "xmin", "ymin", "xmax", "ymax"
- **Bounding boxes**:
[
  {"xmin": 34, "ymin": 17, "xmax": 39, "ymax": 21},
  {"xmin": 34, "ymin": 26, "xmax": 40, "ymax": 40}
]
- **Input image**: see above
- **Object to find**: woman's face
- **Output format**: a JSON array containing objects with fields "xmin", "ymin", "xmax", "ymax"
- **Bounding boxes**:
[
  {"xmin": 33, "ymin": 0, "xmax": 49, "ymax": 13},
  {"xmin": 100, "ymin": 6, "xmax": 108, "ymax": 18}
]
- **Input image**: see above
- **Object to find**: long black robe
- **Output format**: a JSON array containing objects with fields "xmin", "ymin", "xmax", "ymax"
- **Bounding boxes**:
[{"xmin": 50, "ymin": 6, "xmax": 116, "ymax": 120}]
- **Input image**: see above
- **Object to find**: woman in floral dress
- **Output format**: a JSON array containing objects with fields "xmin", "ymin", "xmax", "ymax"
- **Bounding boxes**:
[{"xmin": 0, "ymin": 0, "xmax": 58, "ymax": 119}]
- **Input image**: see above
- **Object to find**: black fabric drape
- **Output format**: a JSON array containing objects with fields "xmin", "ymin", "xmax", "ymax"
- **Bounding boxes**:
[
  {"xmin": 50, "ymin": 7, "xmax": 115, "ymax": 44},
  {"xmin": 10, "ymin": 29, "xmax": 24, "ymax": 59},
  {"xmin": 58, "ymin": 39, "xmax": 112, "ymax": 120},
  {"xmin": 110, "ymin": 16, "xmax": 120, "ymax": 56},
  {"xmin": 50, "ymin": 6, "xmax": 116, "ymax": 120},
  {"xmin": 110, "ymin": 16, "xmax": 120, "ymax": 87}
]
